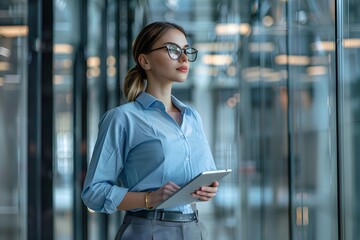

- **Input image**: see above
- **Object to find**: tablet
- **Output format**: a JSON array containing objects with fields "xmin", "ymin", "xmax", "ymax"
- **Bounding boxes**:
[{"xmin": 154, "ymin": 169, "xmax": 232, "ymax": 209}]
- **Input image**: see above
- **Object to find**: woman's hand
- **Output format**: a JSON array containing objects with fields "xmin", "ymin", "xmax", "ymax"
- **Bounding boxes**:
[
  {"xmin": 117, "ymin": 181, "xmax": 180, "ymax": 210},
  {"xmin": 147, "ymin": 181, "xmax": 180, "ymax": 208},
  {"xmin": 192, "ymin": 181, "xmax": 219, "ymax": 201}
]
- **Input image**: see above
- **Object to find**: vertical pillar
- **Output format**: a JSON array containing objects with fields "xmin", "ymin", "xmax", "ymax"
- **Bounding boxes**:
[
  {"xmin": 73, "ymin": 0, "xmax": 89, "ymax": 238},
  {"xmin": 27, "ymin": 0, "xmax": 54, "ymax": 239}
]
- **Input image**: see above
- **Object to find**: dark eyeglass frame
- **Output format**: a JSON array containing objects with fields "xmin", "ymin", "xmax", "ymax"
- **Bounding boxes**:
[{"xmin": 149, "ymin": 43, "xmax": 198, "ymax": 62}]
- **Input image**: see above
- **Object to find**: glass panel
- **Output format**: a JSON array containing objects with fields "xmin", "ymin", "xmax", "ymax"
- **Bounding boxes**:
[
  {"xmin": 209, "ymin": 0, "xmax": 339, "ymax": 239},
  {"xmin": 87, "ymin": 0, "xmax": 108, "ymax": 239},
  {"xmin": 234, "ymin": 1, "xmax": 291, "ymax": 239},
  {"xmin": 287, "ymin": 0, "xmax": 338, "ymax": 239},
  {"xmin": 339, "ymin": 0, "xmax": 360, "ymax": 239},
  {"xmin": 86, "ymin": 0, "xmax": 130, "ymax": 237},
  {"xmin": 53, "ymin": 0, "xmax": 80, "ymax": 239},
  {"xmin": 0, "ymin": 0, "xmax": 28, "ymax": 239}
]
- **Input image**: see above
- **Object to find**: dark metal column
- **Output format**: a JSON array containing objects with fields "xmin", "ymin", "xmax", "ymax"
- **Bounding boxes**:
[
  {"xmin": 27, "ymin": 0, "xmax": 54, "ymax": 239},
  {"xmin": 73, "ymin": 0, "xmax": 89, "ymax": 239}
]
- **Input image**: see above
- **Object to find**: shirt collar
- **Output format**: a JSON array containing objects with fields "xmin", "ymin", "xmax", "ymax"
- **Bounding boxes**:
[
  {"xmin": 135, "ymin": 91, "xmax": 190, "ymax": 114},
  {"xmin": 135, "ymin": 91, "xmax": 158, "ymax": 109},
  {"xmin": 171, "ymin": 95, "xmax": 187, "ymax": 113}
]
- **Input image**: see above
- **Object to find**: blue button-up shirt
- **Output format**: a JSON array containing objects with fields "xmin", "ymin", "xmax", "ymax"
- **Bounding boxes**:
[{"xmin": 81, "ymin": 92, "xmax": 216, "ymax": 214}]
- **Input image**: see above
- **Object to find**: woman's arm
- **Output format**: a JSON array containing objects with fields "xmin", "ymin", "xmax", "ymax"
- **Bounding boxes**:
[
  {"xmin": 117, "ymin": 181, "xmax": 180, "ymax": 210},
  {"xmin": 117, "ymin": 181, "xmax": 219, "ymax": 210},
  {"xmin": 117, "ymin": 192, "xmax": 148, "ymax": 210}
]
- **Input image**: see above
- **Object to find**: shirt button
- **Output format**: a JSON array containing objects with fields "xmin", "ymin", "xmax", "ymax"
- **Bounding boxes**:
[
  {"xmin": 180, "ymin": 134, "xmax": 185, "ymax": 139},
  {"xmin": 186, "ymin": 156, "xmax": 190, "ymax": 161}
]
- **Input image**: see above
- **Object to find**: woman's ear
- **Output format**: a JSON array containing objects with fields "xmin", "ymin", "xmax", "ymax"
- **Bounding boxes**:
[{"xmin": 138, "ymin": 54, "xmax": 151, "ymax": 70}]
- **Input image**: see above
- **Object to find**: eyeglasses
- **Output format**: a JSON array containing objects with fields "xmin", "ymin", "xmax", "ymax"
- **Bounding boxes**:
[{"xmin": 149, "ymin": 44, "xmax": 198, "ymax": 62}]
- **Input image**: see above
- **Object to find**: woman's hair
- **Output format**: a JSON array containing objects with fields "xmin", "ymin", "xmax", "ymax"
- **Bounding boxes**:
[{"xmin": 124, "ymin": 21, "xmax": 186, "ymax": 102}]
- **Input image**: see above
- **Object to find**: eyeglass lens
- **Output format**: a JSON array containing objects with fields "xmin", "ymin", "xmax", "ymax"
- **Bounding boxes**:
[{"xmin": 167, "ymin": 45, "xmax": 197, "ymax": 62}]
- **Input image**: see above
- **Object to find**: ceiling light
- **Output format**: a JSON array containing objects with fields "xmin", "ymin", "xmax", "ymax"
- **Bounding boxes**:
[
  {"xmin": 343, "ymin": 38, "xmax": 360, "ymax": 48},
  {"xmin": 165, "ymin": 0, "xmax": 179, "ymax": 11},
  {"xmin": 307, "ymin": 66, "xmax": 327, "ymax": 76},
  {"xmin": 215, "ymin": 23, "xmax": 250, "ymax": 36},
  {"xmin": 262, "ymin": 16, "xmax": 274, "ymax": 27},
  {"xmin": 87, "ymin": 56, "xmax": 100, "ymax": 68},
  {"xmin": 0, "ymin": 62, "xmax": 10, "ymax": 71},
  {"xmin": 0, "ymin": 25, "xmax": 28, "ymax": 37},
  {"xmin": 53, "ymin": 75, "xmax": 64, "ymax": 84},
  {"xmin": 54, "ymin": 44, "xmax": 73, "ymax": 54},
  {"xmin": 311, "ymin": 41, "xmax": 335, "ymax": 52},
  {"xmin": 202, "ymin": 54, "xmax": 233, "ymax": 65},
  {"xmin": 107, "ymin": 56, "xmax": 116, "ymax": 66},
  {"xmin": 312, "ymin": 39, "xmax": 360, "ymax": 51},
  {"xmin": 275, "ymin": 55, "xmax": 310, "ymax": 65}
]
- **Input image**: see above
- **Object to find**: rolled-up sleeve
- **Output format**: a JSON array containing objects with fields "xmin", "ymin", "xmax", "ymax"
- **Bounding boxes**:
[{"xmin": 81, "ymin": 109, "xmax": 129, "ymax": 214}]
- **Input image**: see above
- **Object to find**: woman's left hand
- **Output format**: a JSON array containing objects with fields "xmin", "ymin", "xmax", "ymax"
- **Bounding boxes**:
[{"xmin": 192, "ymin": 181, "xmax": 219, "ymax": 201}]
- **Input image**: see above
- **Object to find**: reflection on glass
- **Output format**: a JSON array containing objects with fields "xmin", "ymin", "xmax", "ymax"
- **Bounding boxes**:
[
  {"xmin": 0, "ymin": 0, "xmax": 28, "ymax": 239},
  {"xmin": 53, "ymin": 0, "xmax": 78, "ymax": 239}
]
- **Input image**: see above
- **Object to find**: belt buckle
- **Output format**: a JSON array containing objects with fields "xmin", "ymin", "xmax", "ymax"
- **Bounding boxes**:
[
  {"xmin": 160, "ymin": 211, "xmax": 167, "ymax": 221},
  {"xmin": 158, "ymin": 211, "xmax": 196, "ymax": 222},
  {"xmin": 160, "ymin": 211, "xmax": 178, "ymax": 222}
]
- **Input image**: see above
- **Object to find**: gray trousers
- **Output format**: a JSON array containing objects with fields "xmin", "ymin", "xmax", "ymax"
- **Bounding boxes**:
[{"xmin": 115, "ymin": 214, "xmax": 208, "ymax": 240}]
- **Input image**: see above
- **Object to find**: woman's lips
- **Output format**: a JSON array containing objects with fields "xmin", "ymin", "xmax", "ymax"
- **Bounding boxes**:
[{"xmin": 176, "ymin": 66, "xmax": 188, "ymax": 73}]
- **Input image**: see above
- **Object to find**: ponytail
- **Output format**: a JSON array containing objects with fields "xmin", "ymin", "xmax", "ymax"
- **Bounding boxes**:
[{"xmin": 124, "ymin": 65, "xmax": 146, "ymax": 102}]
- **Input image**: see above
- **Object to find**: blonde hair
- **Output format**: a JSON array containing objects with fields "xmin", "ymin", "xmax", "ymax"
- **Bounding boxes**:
[
  {"xmin": 123, "ymin": 21, "xmax": 186, "ymax": 102},
  {"xmin": 124, "ymin": 65, "xmax": 146, "ymax": 102}
]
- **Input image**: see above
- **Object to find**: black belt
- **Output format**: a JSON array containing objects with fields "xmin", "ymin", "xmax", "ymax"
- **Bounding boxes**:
[{"xmin": 126, "ymin": 210, "xmax": 197, "ymax": 222}]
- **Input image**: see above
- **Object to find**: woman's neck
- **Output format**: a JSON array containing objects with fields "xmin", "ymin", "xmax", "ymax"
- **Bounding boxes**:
[{"xmin": 145, "ymin": 84, "xmax": 173, "ymax": 111}]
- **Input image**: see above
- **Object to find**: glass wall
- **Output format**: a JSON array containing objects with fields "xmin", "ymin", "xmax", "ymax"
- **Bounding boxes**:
[
  {"xmin": 0, "ymin": 0, "xmax": 28, "ymax": 239},
  {"xmin": 86, "ymin": 0, "xmax": 122, "ymax": 239},
  {"xmin": 213, "ymin": 0, "xmax": 339, "ymax": 239},
  {"xmin": 53, "ymin": 0, "xmax": 80, "ymax": 239},
  {"xmin": 287, "ymin": 1, "xmax": 339, "ymax": 239}
]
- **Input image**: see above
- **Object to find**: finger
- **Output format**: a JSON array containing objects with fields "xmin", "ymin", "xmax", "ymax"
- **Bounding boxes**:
[
  {"xmin": 200, "ymin": 185, "xmax": 218, "ymax": 193},
  {"xmin": 162, "ymin": 182, "xmax": 180, "ymax": 194},
  {"xmin": 162, "ymin": 189, "xmax": 176, "ymax": 197},
  {"xmin": 157, "ymin": 188, "xmax": 176, "ymax": 201},
  {"xmin": 167, "ymin": 181, "xmax": 181, "ymax": 190},
  {"xmin": 192, "ymin": 192, "xmax": 214, "ymax": 201},
  {"xmin": 194, "ymin": 190, "xmax": 217, "ymax": 198},
  {"xmin": 212, "ymin": 181, "xmax": 220, "ymax": 187}
]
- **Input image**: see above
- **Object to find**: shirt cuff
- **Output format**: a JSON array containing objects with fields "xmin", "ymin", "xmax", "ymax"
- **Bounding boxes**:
[{"xmin": 103, "ymin": 186, "xmax": 129, "ymax": 214}]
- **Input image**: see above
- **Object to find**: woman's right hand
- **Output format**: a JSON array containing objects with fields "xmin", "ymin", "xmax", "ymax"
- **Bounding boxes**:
[{"xmin": 147, "ymin": 181, "xmax": 180, "ymax": 208}]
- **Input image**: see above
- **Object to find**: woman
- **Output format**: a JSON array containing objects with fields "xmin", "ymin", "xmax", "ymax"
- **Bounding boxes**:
[{"xmin": 81, "ymin": 21, "xmax": 219, "ymax": 240}]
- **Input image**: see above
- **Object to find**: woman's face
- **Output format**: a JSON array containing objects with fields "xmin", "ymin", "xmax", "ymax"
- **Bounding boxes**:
[{"xmin": 141, "ymin": 29, "xmax": 191, "ymax": 85}]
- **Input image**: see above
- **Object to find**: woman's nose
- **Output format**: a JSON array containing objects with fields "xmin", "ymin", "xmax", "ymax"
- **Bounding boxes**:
[{"xmin": 179, "ymin": 51, "xmax": 188, "ymax": 62}]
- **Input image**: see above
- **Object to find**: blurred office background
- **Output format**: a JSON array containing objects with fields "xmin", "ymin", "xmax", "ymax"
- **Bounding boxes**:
[{"xmin": 1, "ymin": 0, "xmax": 360, "ymax": 239}]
